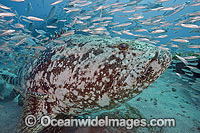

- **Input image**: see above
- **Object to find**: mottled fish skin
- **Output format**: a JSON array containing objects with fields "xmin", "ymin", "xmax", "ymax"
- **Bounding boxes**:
[{"xmin": 16, "ymin": 34, "xmax": 172, "ymax": 132}]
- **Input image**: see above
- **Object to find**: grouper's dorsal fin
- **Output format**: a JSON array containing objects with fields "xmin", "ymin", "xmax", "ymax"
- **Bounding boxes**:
[{"xmin": 16, "ymin": 95, "xmax": 57, "ymax": 133}]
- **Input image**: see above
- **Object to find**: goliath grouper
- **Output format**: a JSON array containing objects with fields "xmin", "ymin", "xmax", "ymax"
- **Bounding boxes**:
[{"xmin": 1, "ymin": 34, "xmax": 171, "ymax": 132}]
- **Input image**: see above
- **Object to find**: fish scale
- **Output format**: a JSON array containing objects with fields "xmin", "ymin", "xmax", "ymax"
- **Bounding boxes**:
[{"xmin": 1, "ymin": 34, "xmax": 171, "ymax": 132}]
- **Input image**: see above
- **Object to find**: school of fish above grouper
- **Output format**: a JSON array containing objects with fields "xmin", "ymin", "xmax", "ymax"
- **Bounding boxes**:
[
  {"xmin": 0, "ymin": 0, "xmax": 199, "ymax": 132},
  {"xmin": 0, "ymin": 0, "xmax": 200, "ymax": 55}
]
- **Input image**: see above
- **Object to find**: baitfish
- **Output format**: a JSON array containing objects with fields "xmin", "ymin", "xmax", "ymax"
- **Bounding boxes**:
[
  {"xmin": 26, "ymin": 2, "xmax": 32, "ymax": 16},
  {"xmin": 1, "ymin": 35, "xmax": 171, "ymax": 132},
  {"xmin": 46, "ymin": 6, "xmax": 56, "ymax": 21}
]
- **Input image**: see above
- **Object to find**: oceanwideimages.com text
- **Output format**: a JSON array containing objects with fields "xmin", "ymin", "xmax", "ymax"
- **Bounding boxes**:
[{"xmin": 25, "ymin": 115, "xmax": 176, "ymax": 129}]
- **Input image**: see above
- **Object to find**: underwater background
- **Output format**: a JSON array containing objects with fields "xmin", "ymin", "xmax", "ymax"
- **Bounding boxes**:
[{"xmin": 0, "ymin": 0, "xmax": 200, "ymax": 132}]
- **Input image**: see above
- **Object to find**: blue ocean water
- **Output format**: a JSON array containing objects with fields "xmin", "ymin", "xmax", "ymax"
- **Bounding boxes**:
[{"xmin": 0, "ymin": 0, "xmax": 200, "ymax": 132}]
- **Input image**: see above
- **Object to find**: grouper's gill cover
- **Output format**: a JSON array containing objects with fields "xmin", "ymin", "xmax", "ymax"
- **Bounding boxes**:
[{"xmin": 17, "ymin": 34, "xmax": 172, "ymax": 132}]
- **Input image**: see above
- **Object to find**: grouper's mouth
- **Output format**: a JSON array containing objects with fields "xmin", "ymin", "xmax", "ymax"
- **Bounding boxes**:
[
  {"xmin": 110, "ymin": 46, "xmax": 172, "ymax": 97},
  {"xmin": 133, "ymin": 48, "xmax": 172, "ymax": 91},
  {"xmin": 106, "ymin": 46, "xmax": 171, "ymax": 108}
]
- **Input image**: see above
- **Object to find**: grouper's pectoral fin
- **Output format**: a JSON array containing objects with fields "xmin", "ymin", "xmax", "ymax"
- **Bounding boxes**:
[
  {"xmin": 0, "ymin": 74, "xmax": 20, "ymax": 87},
  {"xmin": 16, "ymin": 95, "xmax": 57, "ymax": 133}
]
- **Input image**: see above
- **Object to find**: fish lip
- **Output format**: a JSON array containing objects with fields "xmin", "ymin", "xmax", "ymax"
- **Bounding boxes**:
[
  {"xmin": 129, "ymin": 48, "xmax": 172, "ymax": 86},
  {"xmin": 141, "ymin": 49, "xmax": 172, "ymax": 80}
]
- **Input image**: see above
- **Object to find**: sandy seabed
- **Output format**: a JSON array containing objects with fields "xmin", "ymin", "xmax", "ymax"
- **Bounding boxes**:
[{"xmin": 0, "ymin": 68, "xmax": 199, "ymax": 133}]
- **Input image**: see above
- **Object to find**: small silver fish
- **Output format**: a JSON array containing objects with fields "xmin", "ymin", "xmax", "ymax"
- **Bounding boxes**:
[
  {"xmin": 13, "ymin": 23, "xmax": 24, "ymax": 28},
  {"xmin": 50, "ymin": 0, "xmax": 63, "ymax": 5},
  {"xmin": 183, "ymin": 56, "xmax": 197, "ymax": 60},
  {"xmin": 176, "ymin": 55, "xmax": 188, "ymax": 65},
  {"xmin": 94, "ymin": 27, "xmax": 107, "ymax": 31},
  {"xmin": 122, "ymin": 30, "xmax": 134, "ymax": 35},
  {"xmin": 64, "ymin": 7, "xmax": 81, "ymax": 13},
  {"xmin": 15, "ymin": 38, "xmax": 26, "ymax": 46},
  {"xmin": 26, "ymin": 2, "xmax": 32, "ymax": 16},
  {"xmin": 108, "ymin": 7, "xmax": 125, "ymax": 13},
  {"xmin": 46, "ymin": 6, "xmax": 56, "ymax": 21},
  {"xmin": 0, "ymin": 29, "xmax": 15, "ymax": 36},
  {"xmin": 75, "ymin": 1, "xmax": 92, "ymax": 7},
  {"xmin": 61, "ymin": 30, "xmax": 75, "ymax": 36},
  {"xmin": 134, "ymin": 29, "xmax": 148, "ymax": 32},
  {"xmin": 187, "ymin": 45, "xmax": 200, "ymax": 48},
  {"xmin": 151, "ymin": 29, "xmax": 166, "ymax": 34},
  {"xmin": 111, "ymin": 22, "xmax": 132, "ymax": 28},
  {"xmin": 111, "ymin": 30, "xmax": 122, "ymax": 35},
  {"xmin": 32, "ymin": 46, "xmax": 47, "ymax": 50},
  {"xmin": 171, "ymin": 38, "xmax": 189, "ymax": 43},
  {"xmin": 188, "ymin": 2, "xmax": 200, "ymax": 6},
  {"xmin": 10, "ymin": 0, "xmax": 25, "ymax": 2},
  {"xmin": 0, "ymin": 3, "xmax": 12, "ymax": 11},
  {"xmin": 167, "ymin": 3, "xmax": 185, "ymax": 16},
  {"xmin": 187, "ymin": 66, "xmax": 200, "ymax": 74},
  {"xmin": 128, "ymin": 15, "xmax": 144, "ymax": 20},
  {"xmin": 0, "ymin": 12, "xmax": 15, "ymax": 17},
  {"xmin": 52, "ymin": 40, "xmax": 65, "ymax": 44},
  {"xmin": 26, "ymin": 16, "xmax": 44, "ymax": 21},
  {"xmin": 188, "ymin": 11, "xmax": 200, "ymax": 16},
  {"xmin": 156, "ymin": 35, "xmax": 168, "ymax": 38},
  {"xmin": 155, "ymin": 0, "xmax": 170, "ymax": 3},
  {"xmin": 181, "ymin": 24, "xmax": 200, "ymax": 28},
  {"xmin": 46, "ymin": 25, "xmax": 57, "ymax": 28},
  {"xmin": 183, "ymin": 36, "xmax": 200, "ymax": 40}
]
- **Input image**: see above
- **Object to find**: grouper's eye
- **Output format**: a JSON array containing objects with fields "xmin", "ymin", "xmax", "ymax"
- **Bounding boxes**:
[{"xmin": 117, "ymin": 43, "xmax": 129, "ymax": 50}]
